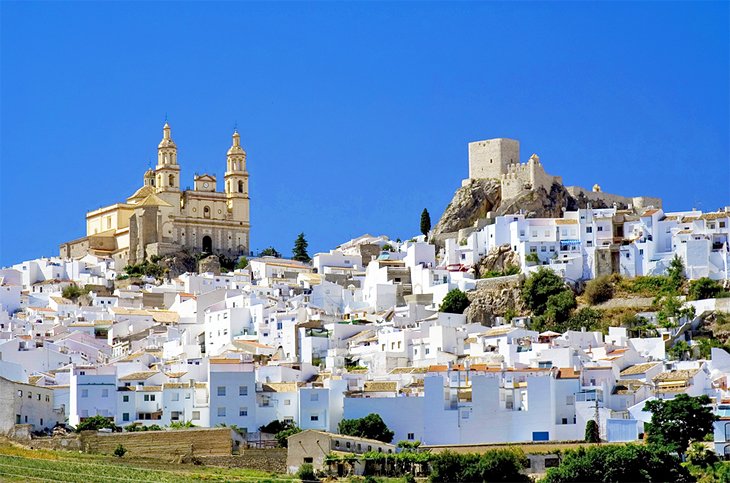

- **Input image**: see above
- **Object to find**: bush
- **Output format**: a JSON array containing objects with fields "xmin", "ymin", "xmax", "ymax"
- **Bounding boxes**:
[
  {"xmin": 584, "ymin": 275, "xmax": 614, "ymax": 305},
  {"xmin": 259, "ymin": 419, "xmax": 294, "ymax": 435},
  {"xmin": 62, "ymin": 284, "xmax": 89, "ymax": 301},
  {"xmin": 235, "ymin": 256, "xmax": 249, "ymax": 270},
  {"xmin": 564, "ymin": 307, "xmax": 604, "ymax": 332},
  {"xmin": 124, "ymin": 260, "xmax": 165, "ymax": 279},
  {"xmin": 168, "ymin": 420, "xmax": 196, "ymax": 430},
  {"xmin": 439, "ymin": 289, "xmax": 470, "ymax": 314},
  {"xmin": 429, "ymin": 449, "xmax": 529, "ymax": 483},
  {"xmin": 76, "ymin": 415, "xmax": 116, "ymax": 433},
  {"xmin": 113, "ymin": 444, "xmax": 127, "ymax": 458},
  {"xmin": 295, "ymin": 463, "xmax": 318, "ymax": 482},
  {"xmin": 688, "ymin": 277, "xmax": 730, "ymax": 301}
]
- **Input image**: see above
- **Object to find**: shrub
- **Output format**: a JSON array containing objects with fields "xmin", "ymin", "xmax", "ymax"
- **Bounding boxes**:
[
  {"xmin": 113, "ymin": 444, "xmax": 127, "ymax": 458},
  {"xmin": 688, "ymin": 277, "xmax": 730, "ymax": 301},
  {"xmin": 235, "ymin": 256, "xmax": 249, "ymax": 270},
  {"xmin": 429, "ymin": 449, "xmax": 529, "ymax": 482},
  {"xmin": 584, "ymin": 275, "xmax": 614, "ymax": 305},
  {"xmin": 168, "ymin": 420, "xmax": 196, "ymax": 430},
  {"xmin": 295, "ymin": 463, "xmax": 319, "ymax": 482},
  {"xmin": 259, "ymin": 419, "xmax": 294, "ymax": 435},
  {"xmin": 62, "ymin": 284, "xmax": 89, "ymax": 301},
  {"xmin": 525, "ymin": 252, "xmax": 540, "ymax": 264},
  {"xmin": 439, "ymin": 289, "xmax": 470, "ymax": 314}
]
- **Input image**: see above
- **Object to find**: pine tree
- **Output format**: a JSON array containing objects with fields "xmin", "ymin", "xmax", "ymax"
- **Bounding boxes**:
[
  {"xmin": 292, "ymin": 233, "xmax": 311, "ymax": 263},
  {"xmin": 420, "ymin": 208, "xmax": 431, "ymax": 237}
]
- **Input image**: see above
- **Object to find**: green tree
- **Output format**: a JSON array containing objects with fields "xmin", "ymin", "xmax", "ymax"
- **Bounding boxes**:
[
  {"xmin": 584, "ymin": 275, "xmax": 614, "ymax": 305},
  {"xmin": 259, "ymin": 419, "xmax": 293, "ymax": 435},
  {"xmin": 75, "ymin": 415, "xmax": 116, "ymax": 433},
  {"xmin": 420, "ymin": 208, "xmax": 431, "ymax": 238},
  {"xmin": 292, "ymin": 233, "xmax": 311, "ymax": 263},
  {"xmin": 62, "ymin": 284, "xmax": 89, "ymax": 302},
  {"xmin": 564, "ymin": 307, "xmax": 603, "ymax": 332},
  {"xmin": 521, "ymin": 268, "xmax": 569, "ymax": 316},
  {"xmin": 235, "ymin": 256, "xmax": 249, "ymax": 269},
  {"xmin": 338, "ymin": 413, "xmax": 394, "ymax": 443},
  {"xmin": 439, "ymin": 289, "xmax": 471, "ymax": 314},
  {"xmin": 688, "ymin": 277, "xmax": 729, "ymax": 301},
  {"xmin": 584, "ymin": 419, "xmax": 600, "ymax": 443},
  {"xmin": 668, "ymin": 340, "xmax": 691, "ymax": 360},
  {"xmin": 667, "ymin": 255, "xmax": 686, "ymax": 291},
  {"xmin": 275, "ymin": 425, "xmax": 302, "ymax": 448},
  {"xmin": 643, "ymin": 393, "xmax": 717, "ymax": 457},
  {"xmin": 260, "ymin": 246, "xmax": 281, "ymax": 258},
  {"xmin": 542, "ymin": 290, "xmax": 577, "ymax": 326},
  {"xmin": 541, "ymin": 444, "xmax": 691, "ymax": 483}
]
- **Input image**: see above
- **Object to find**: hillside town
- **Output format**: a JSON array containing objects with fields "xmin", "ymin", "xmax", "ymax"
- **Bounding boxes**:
[{"xmin": 0, "ymin": 129, "xmax": 729, "ymax": 480}]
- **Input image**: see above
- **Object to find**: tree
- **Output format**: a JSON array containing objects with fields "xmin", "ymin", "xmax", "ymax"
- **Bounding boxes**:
[
  {"xmin": 688, "ymin": 277, "xmax": 729, "ymax": 301},
  {"xmin": 542, "ymin": 290, "xmax": 577, "ymax": 326},
  {"xmin": 584, "ymin": 275, "xmax": 614, "ymax": 305},
  {"xmin": 668, "ymin": 340, "xmax": 691, "ymax": 360},
  {"xmin": 235, "ymin": 256, "xmax": 249, "ymax": 270},
  {"xmin": 420, "ymin": 208, "xmax": 431, "ymax": 238},
  {"xmin": 584, "ymin": 420, "xmax": 600, "ymax": 443},
  {"xmin": 275, "ymin": 425, "xmax": 301, "ymax": 448},
  {"xmin": 75, "ymin": 415, "xmax": 116, "ymax": 433},
  {"xmin": 643, "ymin": 393, "xmax": 717, "ymax": 457},
  {"xmin": 667, "ymin": 255, "xmax": 686, "ymax": 291},
  {"xmin": 62, "ymin": 284, "xmax": 89, "ymax": 302},
  {"xmin": 259, "ymin": 419, "xmax": 293, "ymax": 435},
  {"xmin": 338, "ymin": 413, "xmax": 394, "ymax": 443},
  {"xmin": 564, "ymin": 307, "xmax": 603, "ymax": 333},
  {"xmin": 541, "ymin": 444, "xmax": 691, "ymax": 483},
  {"xmin": 521, "ymin": 268, "xmax": 569, "ymax": 316},
  {"xmin": 439, "ymin": 289, "xmax": 470, "ymax": 314},
  {"xmin": 260, "ymin": 246, "xmax": 281, "ymax": 258},
  {"xmin": 292, "ymin": 233, "xmax": 311, "ymax": 263}
]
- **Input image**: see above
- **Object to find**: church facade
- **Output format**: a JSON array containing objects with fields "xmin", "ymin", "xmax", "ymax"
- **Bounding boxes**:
[{"xmin": 60, "ymin": 123, "xmax": 250, "ymax": 267}]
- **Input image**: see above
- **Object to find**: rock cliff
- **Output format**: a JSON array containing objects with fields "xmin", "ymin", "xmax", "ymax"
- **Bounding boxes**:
[{"xmin": 435, "ymin": 180, "xmax": 632, "ymax": 237}]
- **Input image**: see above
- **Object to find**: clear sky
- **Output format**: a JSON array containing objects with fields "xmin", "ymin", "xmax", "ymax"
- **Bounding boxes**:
[{"xmin": 1, "ymin": 1, "xmax": 728, "ymax": 267}]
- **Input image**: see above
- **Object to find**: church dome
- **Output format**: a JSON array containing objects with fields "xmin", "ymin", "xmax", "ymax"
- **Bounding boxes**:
[{"xmin": 127, "ymin": 185, "xmax": 155, "ymax": 203}]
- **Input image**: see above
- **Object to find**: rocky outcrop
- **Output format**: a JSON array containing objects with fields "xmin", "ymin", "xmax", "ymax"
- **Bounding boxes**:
[
  {"xmin": 465, "ymin": 275, "xmax": 526, "ymax": 325},
  {"xmin": 198, "ymin": 254, "xmax": 221, "ymax": 275},
  {"xmin": 476, "ymin": 244, "xmax": 521, "ymax": 277},
  {"xmin": 158, "ymin": 251, "xmax": 197, "ymax": 278},
  {"xmin": 432, "ymin": 179, "xmax": 501, "ymax": 237},
  {"xmin": 435, "ymin": 181, "xmax": 635, "ymax": 238}
]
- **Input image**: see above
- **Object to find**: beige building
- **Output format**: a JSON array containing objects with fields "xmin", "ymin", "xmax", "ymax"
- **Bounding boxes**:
[{"xmin": 60, "ymin": 123, "xmax": 251, "ymax": 266}]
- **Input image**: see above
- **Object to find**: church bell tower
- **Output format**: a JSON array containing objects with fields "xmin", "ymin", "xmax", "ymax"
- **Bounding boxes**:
[
  {"xmin": 155, "ymin": 122, "xmax": 181, "ymax": 207},
  {"xmin": 224, "ymin": 130, "xmax": 250, "ymax": 253}
]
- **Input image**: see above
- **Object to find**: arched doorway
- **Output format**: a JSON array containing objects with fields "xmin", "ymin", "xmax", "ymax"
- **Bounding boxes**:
[{"xmin": 202, "ymin": 235, "xmax": 212, "ymax": 253}]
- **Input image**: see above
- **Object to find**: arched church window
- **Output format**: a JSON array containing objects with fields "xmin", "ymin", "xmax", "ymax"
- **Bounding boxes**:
[
  {"xmin": 238, "ymin": 180, "xmax": 244, "ymax": 193},
  {"xmin": 169, "ymin": 174, "xmax": 175, "ymax": 186},
  {"xmin": 204, "ymin": 206, "xmax": 211, "ymax": 219}
]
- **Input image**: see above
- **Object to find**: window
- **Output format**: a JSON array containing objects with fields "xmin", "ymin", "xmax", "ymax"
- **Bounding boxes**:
[
  {"xmin": 530, "ymin": 246, "xmax": 537, "ymax": 253},
  {"xmin": 123, "ymin": 395, "xmax": 129, "ymax": 403},
  {"xmin": 721, "ymin": 221, "xmax": 727, "ymax": 228},
  {"xmin": 144, "ymin": 394, "xmax": 150, "ymax": 401},
  {"xmin": 123, "ymin": 413, "xmax": 130, "ymax": 422},
  {"xmin": 310, "ymin": 415, "xmax": 319, "ymax": 421},
  {"xmin": 81, "ymin": 389, "xmax": 88, "ymax": 398},
  {"xmin": 407, "ymin": 433, "xmax": 415, "ymax": 440},
  {"xmin": 172, "ymin": 393, "xmax": 180, "ymax": 402},
  {"xmin": 28, "ymin": 392, "xmax": 32, "ymax": 399},
  {"xmin": 217, "ymin": 386, "xmax": 226, "ymax": 397},
  {"xmin": 303, "ymin": 457, "xmax": 313, "ymax": 464},
  {"xmin": 284, "ymin": 399, "xmax": 291, "ymax": 406},
  {"xmin": 541, "ymin": 246, "xmax": 546, "ymax": 252},
  {"xmin": 204, "ymin": 206, "xmax": 211, "ymax": 219},
  {"xmin": 239, "ymin": 386, "xmax": 248, "ymax": 396},
  {"xmin": 238, "ymin": 180, "xmax": 244, "ymax": 193},
  {"xmin": 192, "ymin": 411, "xmax": 200, "ymax": 420},
  {"xmin": 169, "ymin": 174, "xmax": 175, "ymax": 186},
  {"xmin": 102, "ymin": 389, "xmax": 109, "ymax": 398},
  {"xmin": 597, "ymin": 226, "xmax": 603, "ymax": 232},
  {"xmin": 335, "ymin": 440, "xmax": 340, "ymax": 448},
  {"xmin": 311, "ymin": 393, "xmax": 319, "ymax": 402},
  {"xmin": 217, "ymin": 407, "xmax": 226, "ymax": 417},
  {"xmin": 239, "ymin": 407, "xmax": 248, "ymax": 417},
  {"xmin": 346, "ymin": 442, "xmax": 351, "ymax": 449}
]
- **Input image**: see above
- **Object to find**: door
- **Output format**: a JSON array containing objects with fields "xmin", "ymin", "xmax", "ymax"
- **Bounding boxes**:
[{"xmin": 202, "ymin": 235, "xmax": 212, "ymax": 253}]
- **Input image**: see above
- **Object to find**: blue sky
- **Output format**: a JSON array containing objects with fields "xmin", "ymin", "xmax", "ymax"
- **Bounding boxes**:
[{"xmin": 1, "ymin": 1, "xmax": 728, "ymax": 266}]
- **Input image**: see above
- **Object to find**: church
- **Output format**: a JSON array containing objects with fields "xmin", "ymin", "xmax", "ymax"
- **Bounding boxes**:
[{"xmin": 60, "ymin": 123, "xmax": 251, "ymax": 267}]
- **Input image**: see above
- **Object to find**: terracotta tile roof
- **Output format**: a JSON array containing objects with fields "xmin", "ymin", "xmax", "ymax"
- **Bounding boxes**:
[
  {"xmin": 556, "ymin": 368, "xmax": 580, "ymax": 379},
  {"xmin": 364, "ymin": 381, "xmax": 397, "ymax": 392},
  {"xmin": 118, "ymin": 371, "xmax": 159, "ymax": 381},
  {"xmin": 620, "ymin": 362, "xmax": 660, "ymax": 376},
  {"xmin": 555, "ymin": 219, "xmax": 578, "ymax": 225},
  {"xmin": 653, "ymin": 369, "xmax": 699, "ymax": 383},
  {"xmin": 261, "ymin": 382, "xmax": 298, "ymax": 393},
  {"xmin": 428, "ymin": 365, "xmax": 448, "ymax": 373}
]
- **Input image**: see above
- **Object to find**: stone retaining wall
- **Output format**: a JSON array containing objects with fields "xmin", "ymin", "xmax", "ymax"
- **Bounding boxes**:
[{"xmin": 198, "ymin": 448, "xmax": 287, "ymax": 474}]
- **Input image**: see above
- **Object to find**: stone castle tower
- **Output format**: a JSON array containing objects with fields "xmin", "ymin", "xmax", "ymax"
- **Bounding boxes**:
[{"xmin": 60, "ymin": 123, "xmax": 251, "ymax": 267}]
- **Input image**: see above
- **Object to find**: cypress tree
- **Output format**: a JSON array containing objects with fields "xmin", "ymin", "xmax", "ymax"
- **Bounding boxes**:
[
  {"xmin": 292, "ymin": 233, "xmax": 311, "ymax": 263},
  {"xmin": 420, "ymin": 208, "xmax": 431, "ymax": 238}
]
